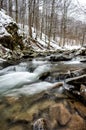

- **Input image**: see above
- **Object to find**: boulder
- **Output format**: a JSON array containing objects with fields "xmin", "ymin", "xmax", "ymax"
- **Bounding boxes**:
[
  {"xmin": 67, "ymin": 114, "xmax": 85, "ymax": 130},
  {"xmin": 49, "ymin": 104, "xmax": 71, "ymax": 126},
  {"xmin": 74, "ymin": 102, "xmax": 86, "ymax": 119},
  {"xmin": 0, "ymin": 10, "xmax": 24, "ymax": 50}
]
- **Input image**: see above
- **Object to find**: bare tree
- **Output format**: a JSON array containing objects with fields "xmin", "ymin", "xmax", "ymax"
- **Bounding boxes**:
[
  {"xmin": 0, "ymin": 0, "xmax": 3, "ymax": 10},
  {"xmin": 28, "ymin": 0, "xmax": 33, "ymax": 38},
  {"xmin": 48, "ymin": 0, "xmax": 55, "ymax": 49},
  {"xmin": 15, "ymin": 0, "xmax": 18, "ymax": 22},
  {"xmin": 9, "ymin": 0, "xmax": 12, "ymax": 16}
]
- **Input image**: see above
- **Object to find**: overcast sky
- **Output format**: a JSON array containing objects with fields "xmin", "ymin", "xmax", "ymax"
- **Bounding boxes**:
[
  {"xmin": 76, "ymin": 0, "xmax": 86, "ymax": 5},
  {"xmin": 74, "ymin": 0, "xmax": 86, "ymax": 22}
]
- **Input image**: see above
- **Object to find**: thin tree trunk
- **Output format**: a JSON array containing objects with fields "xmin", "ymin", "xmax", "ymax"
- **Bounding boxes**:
[
  {"xmin": 0, "ymin": 0, "xmax": 3, "ymax": 10},
  {"xmin": 28, "ymin": 0, "xmax": 33, "ymax": 38},
  {"xmin": 9, "ymin": 0, "xmax": 12, "ymax": 17},
  {"xmin": 15, "ymin": 0, "xmax": 18, "ymax": 23},
  {"xmin": 48, "ymin": 0, "xmax": 55, "ymax": 49}
]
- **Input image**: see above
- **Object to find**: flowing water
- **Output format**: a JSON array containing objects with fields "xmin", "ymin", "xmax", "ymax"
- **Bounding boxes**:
[
  {"xmin": 0, "ymin": 57, "xmax": 86, "ymax": 130},
  {"xmin": 0, "ymin": 57, "xmax": 85, "ymax": 96}
]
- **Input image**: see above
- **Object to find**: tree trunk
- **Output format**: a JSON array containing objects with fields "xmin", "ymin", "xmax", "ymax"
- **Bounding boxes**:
[
  {"xmin": 48, "ymin": 0, "xmax": 55, "ymax": 49},
  {"xmin": 28, "ymin": 0, "xmax": 33, "ymax": 38},
  {"xmin": 9, "ymin": 0, "xmax": 12, "ymax": 16},
  {"xmin": 0, "ymin": 0, "xmax": 3, "ymax": 10},
  {"xmin": 15, "ymin": 0, "xmax": 18, "ymax": 23}
]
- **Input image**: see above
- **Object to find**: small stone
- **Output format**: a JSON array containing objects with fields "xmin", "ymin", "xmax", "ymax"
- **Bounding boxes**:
[{"xmin": 80, "ymin": 84, "xmax": 86, "ymax": 100}]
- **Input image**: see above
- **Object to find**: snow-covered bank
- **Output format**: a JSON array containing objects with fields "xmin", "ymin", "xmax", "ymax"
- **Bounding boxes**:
[{"xmin": 0, "ymin": 9, "xmax": 24, "ymax": 59}]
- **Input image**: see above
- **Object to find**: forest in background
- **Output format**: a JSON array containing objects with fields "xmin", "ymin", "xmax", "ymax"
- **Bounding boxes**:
[{"xmin": 0, "ymin": 0, "xmax": 86, "ymax": 48}]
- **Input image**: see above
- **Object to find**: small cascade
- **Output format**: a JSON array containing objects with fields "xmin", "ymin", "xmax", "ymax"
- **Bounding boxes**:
[{"xmin": 0, "ymin": 64, "xmax": 51, "ymax": 94}]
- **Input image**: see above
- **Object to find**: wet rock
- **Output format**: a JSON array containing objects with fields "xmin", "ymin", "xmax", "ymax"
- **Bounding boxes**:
[
  {"xmin": 54, "ymin": 93, "xmax": 68, "ymax": 100},
  {"xmin": 49, "ymin": 82, "xmax": 63, "ymax": 90},
  {"xmin": 33, "ymin": 118, "xmax": 51, "ymax": 130},
  {"xmin": 9, "ymin": 125, "xmax": 24, "ymax": 130},
  {"xmin": 79, "ymin": 49, "xmax": 86, "ymax": 56},
  {"xmin": 54, "ymin": 72, "xmax": 72, "ymax": 81},
  {"xmin": 49, "ymin": 54, "xmax": 72, "ymax": 61},
  {"xmin": 70, "ymin": 68, "xmax": 86, "ymax": 77},
  {"xmin": 0, "ymin": 58, "xmax": 6, "ymax": 69},
  {"xmin": 80, "ymin": 59, "xmax": 86, "ymax": 62},
  {"xmin": 39, "ymin": 72, "xmax": 50, "ymax": 80},
  {"xmin": 80, "ymin": 84, "xmax": 86, "ymax": 100},
  {"xmin": 73, "ymin": 102, "xmax": 86, "ymax": 119},
  {"xmin": 4, "ymin": 96, "xmax": 19, "ymax": 105},
  {"xmin": 66, "ymin": 74, "xmax": 86, "ymax": 87},
  {"xmin": 49, "ymin": 104, "xmax": 71, "ymax": 126},
  {"xmin": 67, "ymin": 114, "xmax": 85, "ymax": 130}
]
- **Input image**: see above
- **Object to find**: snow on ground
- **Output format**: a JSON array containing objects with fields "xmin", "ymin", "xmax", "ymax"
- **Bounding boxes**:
[
  {"xmin": 18, "ymin": 24, "xmax": 82, "ymax": 51},
  {"xmin": 64, "ymin": 44, "xmax": 81, "ymax": 50},
  {"xmin": 0, "ymin": 9, "xmax": 15, "ymax": 26},
  {"xmin": 18, "ymin": 24, "xmax": 62, "ymax": 51},
  {"xmin": 0, "ymin": 9, "xmax": 16, "ymax": 38}
]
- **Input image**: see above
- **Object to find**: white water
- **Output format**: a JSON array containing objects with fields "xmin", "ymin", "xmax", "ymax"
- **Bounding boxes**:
[
  {"xmin": 0, "ymin": 57, "xmax": 85, "ymax": 96},
  {"xmin": 0, "ymin": 64, "xmax": 50, "ymax": 94},
  {"xmin": 4, "ymin": 82, "xmax": 53, "ymax": 96}
]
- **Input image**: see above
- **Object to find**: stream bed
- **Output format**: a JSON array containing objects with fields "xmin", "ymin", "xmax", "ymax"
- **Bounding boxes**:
[{"xmin": 0, "ymin": 57, "xmax": 86, "ymax": 130}]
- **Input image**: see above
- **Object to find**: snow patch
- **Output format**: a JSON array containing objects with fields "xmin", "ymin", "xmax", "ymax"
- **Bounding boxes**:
[
  {"xmin": 0, "ymin": 9, "xmax": 15, "ymax": 26},
  {"xmin": 64, "ymin": 45, "xmax": 81, "ymax": 50}
]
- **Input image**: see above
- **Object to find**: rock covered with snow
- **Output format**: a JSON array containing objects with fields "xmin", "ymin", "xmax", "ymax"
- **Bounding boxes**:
[
  {"xmin": 0, "ymin": 9, "xmax": 15, "ymax": 26},
  {"xmin": 0, "ymin": 9, "xmax": 24, "ymax": 52}
]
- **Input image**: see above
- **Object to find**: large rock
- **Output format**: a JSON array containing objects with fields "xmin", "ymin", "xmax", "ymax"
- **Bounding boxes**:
[
  {"xmin": 67, "ymin": 114, "xmax": 85, "ymax": 130},
  {"xmin": 49, "ymin": 104, "xmax": 71, "ymax": 126},
  {"xmin": 74, "ymin": 102, "xmax": 86, "ymax": 119},
  {"xmin": 0, "ymin": 10, "xmax": 24, "ymax": 50}
]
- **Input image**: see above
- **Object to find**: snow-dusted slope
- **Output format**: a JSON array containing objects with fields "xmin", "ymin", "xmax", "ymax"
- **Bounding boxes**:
[
  {"xmin": 0, "ymin": 9, "xmax": 16, "ymax": 38},
  {"xmin": 0, "ymin": 9, "xmax": 15, "ymax": 26},
  {"xmin": 19, "ymin": 24, "xmax": 82, "ymax": 51}
]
